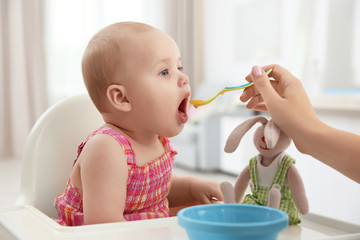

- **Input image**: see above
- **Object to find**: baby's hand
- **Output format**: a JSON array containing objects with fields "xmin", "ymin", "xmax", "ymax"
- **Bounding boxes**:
[{"xmin": 189, "ymin": 179, "xmax": 223, "ymax": 204}]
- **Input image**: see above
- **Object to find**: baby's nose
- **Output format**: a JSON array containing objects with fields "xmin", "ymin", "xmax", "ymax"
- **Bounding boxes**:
[{"xmin": 178, "ymin": 73, "xmax": 189, "ymax": 87}]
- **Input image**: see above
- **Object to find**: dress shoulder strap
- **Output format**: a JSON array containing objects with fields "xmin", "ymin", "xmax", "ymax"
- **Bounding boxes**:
[{"xmin": 73, "ymin": 127, "xmax": 136, "ymax": 166}]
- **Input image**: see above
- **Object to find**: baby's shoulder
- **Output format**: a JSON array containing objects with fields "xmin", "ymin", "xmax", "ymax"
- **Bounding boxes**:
[
  {"xmin": 85, "ymin": 133, "xmax": 125, "ymax": 154},
  {"xmin": 78, "ymin": 133, "xmax": 128, "ymax": 171}
]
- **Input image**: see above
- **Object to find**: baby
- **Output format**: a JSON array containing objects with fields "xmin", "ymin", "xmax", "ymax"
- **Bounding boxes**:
[{"xmin": 54, "ymin": 22, "xmax": 223, "ymax": 226}]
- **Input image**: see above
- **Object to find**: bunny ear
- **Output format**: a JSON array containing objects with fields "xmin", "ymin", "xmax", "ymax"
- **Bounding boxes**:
[
  {"xmin": 224, "ymin": 116, "xmax": 268, "ymax": 153},
  {"xmin": 264, "ymin": 120, "xmax": 281, "ymax": 149}
]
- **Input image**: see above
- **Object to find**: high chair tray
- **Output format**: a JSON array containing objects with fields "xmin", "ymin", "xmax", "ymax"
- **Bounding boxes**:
[{"xmin": 0, "ymin": 205, "xmax": 359, "ymax": 240}]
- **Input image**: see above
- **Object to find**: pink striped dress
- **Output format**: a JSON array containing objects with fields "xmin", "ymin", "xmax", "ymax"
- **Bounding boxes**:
[{"xmin": 54, "ymin": 127, "xmax": 176, "ymax": 226}]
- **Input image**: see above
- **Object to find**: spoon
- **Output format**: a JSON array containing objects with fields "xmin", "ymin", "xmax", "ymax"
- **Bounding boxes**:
[{"xmin": 190, "ymin": 69, "xmax": 272, "ymax": 108}]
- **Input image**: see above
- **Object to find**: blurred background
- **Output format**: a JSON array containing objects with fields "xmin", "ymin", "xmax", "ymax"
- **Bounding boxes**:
[{"xmin": 1, "ymin": 0, "xmax": 359, "ymax": 224}]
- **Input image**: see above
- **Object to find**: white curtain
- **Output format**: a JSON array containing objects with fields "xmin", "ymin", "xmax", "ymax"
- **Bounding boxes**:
[
  {"xmin": 163, "ymin": 0, "xmax": 200, "ymax": 93},
  {"xmin": 0, "ymin": 0, "xmax": 47, "ymax": 159}
]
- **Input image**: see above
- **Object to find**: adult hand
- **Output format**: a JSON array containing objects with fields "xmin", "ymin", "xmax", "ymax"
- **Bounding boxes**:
[{"xmin": 240, "ymin": 64, "xmax": 319, "ymax": 140}]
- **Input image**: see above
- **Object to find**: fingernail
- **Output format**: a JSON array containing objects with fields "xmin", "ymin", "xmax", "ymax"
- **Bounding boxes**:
[{"xmin": 252, "ymin": 65, "xmax": 263, "ymax": 77}]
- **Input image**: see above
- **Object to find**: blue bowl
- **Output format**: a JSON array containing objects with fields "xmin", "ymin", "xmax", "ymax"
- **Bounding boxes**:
[{"xmin": 177, "ymin": 204, "xmax": 289, "ymax": 240}]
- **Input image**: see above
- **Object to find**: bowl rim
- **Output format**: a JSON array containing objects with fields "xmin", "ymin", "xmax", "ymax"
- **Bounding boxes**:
[{"xmin": 177, "ymin": 204, "xmax": 289, "ymax": 231}]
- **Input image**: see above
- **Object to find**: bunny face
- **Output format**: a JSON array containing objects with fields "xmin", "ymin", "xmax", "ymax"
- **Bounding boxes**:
[
  {"xmin": 254, "ymin": 126, "xmax": 291, "ymax": 159},
  {"xmin": 224, "ymin": 116, "xmax": 292, "ymax": 160}
]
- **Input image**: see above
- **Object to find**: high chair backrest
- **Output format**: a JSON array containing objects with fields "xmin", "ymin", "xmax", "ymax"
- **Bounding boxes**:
[{"xmin": 16, "ymin": 94, "xmax": 104, "ymax": 219}]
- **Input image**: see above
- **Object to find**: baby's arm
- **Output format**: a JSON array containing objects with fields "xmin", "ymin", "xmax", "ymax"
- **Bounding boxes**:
[
  {"xmin": 167, "ymin": 174, "xmax": 223, "ymax": 208},
  {"xmin": 79, "ymin": 134, "xmax": 128, "ymax": 224}
]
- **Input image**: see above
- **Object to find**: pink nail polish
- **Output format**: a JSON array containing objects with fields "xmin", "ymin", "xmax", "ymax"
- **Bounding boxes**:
[{"xmin": 252, "ymin": 65, "xmax": 263, "ymax": 77}]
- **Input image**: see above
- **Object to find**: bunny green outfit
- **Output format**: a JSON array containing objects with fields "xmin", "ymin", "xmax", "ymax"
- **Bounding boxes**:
[{"xmin": 243, "ymin": 153, "xmax": 301, "ymax": 224}]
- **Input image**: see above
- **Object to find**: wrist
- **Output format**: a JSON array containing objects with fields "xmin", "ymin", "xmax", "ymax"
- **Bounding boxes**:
[{"xmin": 292, "ymin": 117, "xmax": 327, "ymax": 155}]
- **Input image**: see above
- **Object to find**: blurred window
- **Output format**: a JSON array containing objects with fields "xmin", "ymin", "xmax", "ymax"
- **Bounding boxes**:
[
  {"xmin": 200, "ymin": 0, "xmax": 360, "ymax": 97},
  {"xmin": 43, "ymin": 0, "xmax": 165, "ymax": 105}
]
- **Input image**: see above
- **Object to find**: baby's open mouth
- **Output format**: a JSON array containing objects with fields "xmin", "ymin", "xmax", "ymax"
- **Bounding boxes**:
[
  {"xmin": 178, "ymin": 98, "xmax": 188, "ymax": 114},
  {"xmin": 177, "ymin": 96, "xmax": 189, "ymax": 123}
]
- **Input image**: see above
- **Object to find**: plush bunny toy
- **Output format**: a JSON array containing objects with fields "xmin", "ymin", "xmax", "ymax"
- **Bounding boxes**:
[{"xmin": 220, "ymin": 116, "xmax": 309, "ymax": 224}]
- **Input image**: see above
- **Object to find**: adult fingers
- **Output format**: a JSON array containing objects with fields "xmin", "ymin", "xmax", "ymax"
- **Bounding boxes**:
[
  {"xmin": 251, "ymin": 65, "xmax": 281, "ymax": 104},
  {"xmin": 245, "ymin": 93, "xmax": 263, "ymax": 109},
  {"xmin": 264, "ymin": 64, "xmax": 295, "ymax": 83},
  {"xmin": 242, "ymin": 64, "xmax": 280, "ymax": 103},
  {"xmin": 240, "ymin": 86, "xmax": 259, "ymax": 102}
]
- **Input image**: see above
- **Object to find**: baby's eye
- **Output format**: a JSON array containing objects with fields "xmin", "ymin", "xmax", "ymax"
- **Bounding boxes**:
[
  {"xmin": 160, "ymin": 69, "xmax": 169, "ymax": 76},
  {"xmin": 178, "ymin": 66, "xmax": 184, "ymax": 72}
]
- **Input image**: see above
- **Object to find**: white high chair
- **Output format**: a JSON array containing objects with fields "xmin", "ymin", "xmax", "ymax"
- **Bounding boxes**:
[{"xmin": 16, "ymin": 94, "xmax": 104, "ymax": 219}]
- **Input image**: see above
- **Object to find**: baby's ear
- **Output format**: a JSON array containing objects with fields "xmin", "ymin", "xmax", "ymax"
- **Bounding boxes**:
[{"xmin": 106, "ymin": 84, "xmax": 131, "ymax": 112}]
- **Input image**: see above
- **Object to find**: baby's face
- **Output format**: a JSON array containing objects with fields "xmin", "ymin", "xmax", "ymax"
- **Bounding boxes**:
[{"xmin": 119, "ymin": 29, "xmax": 191, "ymax": 137}]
